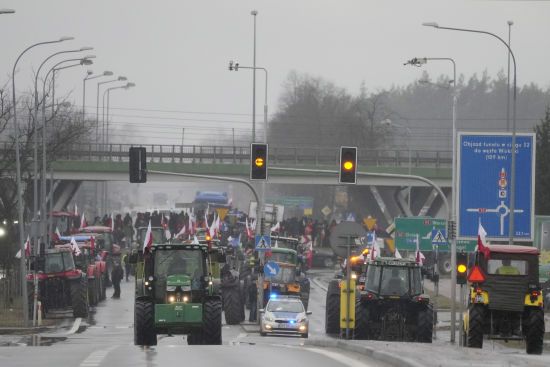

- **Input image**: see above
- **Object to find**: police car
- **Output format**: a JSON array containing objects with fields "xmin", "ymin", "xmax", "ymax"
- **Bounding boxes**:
[{"xmin": 259, "ymin": 295, "xmax": 311, "ymax": 338}]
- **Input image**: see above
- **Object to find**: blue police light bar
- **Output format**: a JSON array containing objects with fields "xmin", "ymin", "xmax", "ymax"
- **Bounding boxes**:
[{"xmin": 269, "ymin": 294, "xmax": 277, "ymax": 299}]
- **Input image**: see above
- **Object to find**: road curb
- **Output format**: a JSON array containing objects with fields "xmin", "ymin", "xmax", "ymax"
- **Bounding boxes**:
[
  {"xmin": 0, "ymin": 326, "xmax": 54, "ymax": 335},
  {"xmin": 305, "ymin": 338, "xmax": 425, "ymax": 367}
]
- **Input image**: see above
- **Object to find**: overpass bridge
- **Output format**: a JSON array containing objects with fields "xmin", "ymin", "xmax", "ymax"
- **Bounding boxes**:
[{"xmin": 44, "ymin": 144, "xmax": 453, "ymax": 223}]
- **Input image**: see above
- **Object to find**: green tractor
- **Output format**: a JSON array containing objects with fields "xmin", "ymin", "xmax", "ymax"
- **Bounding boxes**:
[{"xmin": 133, "ymin": 240, "xmax": 222, "ymax": 346}]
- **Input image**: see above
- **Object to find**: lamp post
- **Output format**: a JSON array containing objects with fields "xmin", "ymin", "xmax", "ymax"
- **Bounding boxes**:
[
  {"xmin": 83, "ymin": 70, "xmax": 113, "ymax": 120},
  {"xmin": 102, "ymin": 82, "xmax": 135, "ymax": 213},
  {"xmin": 251, "ymin": 10, "xmax": 258, "ymax": 143},
  {"xmin": 32, "ymin": 47, "xmax": 93, "ymax": 229},
  {"xmin": 97, "ymin": 77, "xmax": 127, "ymax": 150},
  {"xmin": 0, "ymin": 8, "xmax": 15, "ymax": 14},
  {"xmin": 423, "ymin": 22, "xmax": 518, "ymax": 345},
  {"xmin": 11, "ymin": 36, "xmax": 74, "ymax": 326},
  {"xmin": 404, "ymin": 55, "xmax": 458, "ymax": 342}
]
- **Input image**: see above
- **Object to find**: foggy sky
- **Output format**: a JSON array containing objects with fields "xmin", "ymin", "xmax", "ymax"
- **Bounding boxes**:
[{"xmin": 1, "ymin": 0, "xmax": 549, "ymax": 145}]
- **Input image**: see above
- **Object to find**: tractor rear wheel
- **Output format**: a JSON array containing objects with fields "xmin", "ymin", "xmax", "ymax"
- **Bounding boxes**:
[
  {"xmin": 88, "ymin": 279, "xmax": 97, "ymax": 306},
  {"xmin": 134, "ymin": 299, "xmax": 157, "ymax": 346},
  {"xmin": 354, "ymin": 300, "xmax": 370, "ymax": 340},
  {"xmin": 202, "ymin": 298, "xmax": 222, "ymax": 345},
  {"xmin": 525, "ymin": 308, "xmax": 544, "ymax": 355},
  {"xmin": 71, "ymin": 277, "xmax": 89, "ymax": 318},
  {"xmin": 416, "ymin": 304, "xmax": 433, "ymax": 343},
  {"xmin": 325, "ymin": 279, "xmax": 340, "ymax": 334},
  {"xmin": 466, "ymin": 304, "xmax": 484, "ymax": 349},
  {"xmin": 222, "ymin": 287, "xmax": 243, "ymax": 325}
]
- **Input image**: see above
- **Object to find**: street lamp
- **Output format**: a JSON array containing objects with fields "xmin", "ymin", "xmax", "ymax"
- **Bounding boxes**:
[
  {"xmin": 11, "ymin": 36, "xmax": 74, "ymax": 326},
  {"xmin": 422, "ymin": 22, "xmax": 518, "ymax": 245},
  {"xmin": 0, "ymin": 8, "xmax": 15, "ymax": 14},
  {"xmin": 32, "ymin": 47, "xmax": 93, "ymax": 224},
  {"xmin": 251, "ymin": 10, "xmax": 258, "ymax": 143},
  {"xmin": 97, "ymin": 76, "xmax": 127, "ymax": 149},
  {"xmin": 40, "ymin": 57, "xmax": 94, "ymax": 244},
  {"xmin": 102, "ymin": 82, "xmax": 135, "ymax": 213},
  {"xmin": 506, "ymin": 20, "xmax": 513, "ymax": 132},
  {"xmin": 83, "ymin": 70, "xmax": 113, "ymax": 119},
  {"xmin": 422, "ymin": 22, "xmax": 518, "ymax": 345}
]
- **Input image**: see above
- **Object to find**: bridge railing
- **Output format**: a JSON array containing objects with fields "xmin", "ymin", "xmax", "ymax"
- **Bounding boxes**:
[{"xmin": 2, "ymin": 142, "xmax": 452, "ymax": 168}]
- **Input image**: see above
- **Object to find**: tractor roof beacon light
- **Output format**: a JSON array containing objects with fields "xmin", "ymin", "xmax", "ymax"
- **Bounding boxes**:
[{"xmin": 339, "ymin": 146, "xmax": 357, "ymax": 184}]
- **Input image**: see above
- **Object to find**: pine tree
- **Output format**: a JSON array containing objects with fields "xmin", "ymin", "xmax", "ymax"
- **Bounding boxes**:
[{"xmin": 535, "ymin": 107, "xmax": 550, "ymax": 214}]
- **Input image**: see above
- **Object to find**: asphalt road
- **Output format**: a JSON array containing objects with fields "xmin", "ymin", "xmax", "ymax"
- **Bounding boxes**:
[{"xmin": 0, "ymin": 273, "xmax": 385, "ymax": 367}]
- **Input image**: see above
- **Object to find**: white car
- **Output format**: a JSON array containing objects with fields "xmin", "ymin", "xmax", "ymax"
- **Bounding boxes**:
[{"xmin": 260, "ymin": 296, "xmax": 311, "ymax": 338}]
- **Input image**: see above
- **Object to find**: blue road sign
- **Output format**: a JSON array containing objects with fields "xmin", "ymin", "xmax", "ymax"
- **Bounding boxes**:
[
  {"xmin": 255, "ymin": 235, "xmax": 271, "ymax": 251},
  {"xmin": 264, "ymin": 261, "xmax": 280, "ymax": 278},
  {"xmin": 366, "ymin": 231, "xmax": 375, "ymax": 245},
  {"xmin": 431, "ymin": 228, "xmax": 447, "ymax": 245},
  {"xmin": 457, "ymin": 132, "xmax": 535, "ymax": 241}
]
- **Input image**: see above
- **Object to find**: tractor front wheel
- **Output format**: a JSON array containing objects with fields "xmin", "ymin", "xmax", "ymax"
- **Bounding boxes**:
[
  {"xmin": 325, "ymin": 280, "xmax": 340, "ymax": 334},
  {"xmin": 416, "ymin": 304, "xmax": 433, "ymax": 343},
  {"xmin": 71, "ymin": 277, "xmax": 89, "ymax": 318},
  {"xmin": 525, "ymin": 308, "xmax": 544, "ymax": 355},
  {"xmin": 134, "ymin": 299, "xmax": 157, "ymax": 346},
  {"xmin": 354, "ymin": 300, "xmax": 370, "ymax": 340},
  {"xmin": 466, "ymin": 304, "xmax": 485, "ymax": 349},
  {"xmin": 202, "ymin": 299, "xmax": 222, "ymax": 345}
]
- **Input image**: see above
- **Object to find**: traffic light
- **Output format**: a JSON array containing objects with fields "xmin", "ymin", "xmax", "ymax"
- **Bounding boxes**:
[
  {"xmin": 129, "ymin": 147, "xmax": 147, "ymax": 183},
  {"xmin": 447, "ymin": 220, "xmax": 456, "ymax": 240},
  {"xmin": 456, "ymin": 252, "xmax": 468, "ymax": 285},
  {"xmin": 339, "ymin": 146, "xmax": 357, "ymax": 184},
  {"xmin": 250, "ymin": 143, "xmax": 268, "ymax": 180}
]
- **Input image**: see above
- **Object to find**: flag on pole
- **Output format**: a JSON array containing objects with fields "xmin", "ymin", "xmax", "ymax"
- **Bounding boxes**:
[
  {"xmin": 175, "ymin": 225, "xmax": 186, "ymax": 238},
  {"xmin": 394, "ymin": 248, "xmax": 402, "ymax": 259},
  {"xmin": 370, "ymin": 231, "xmax": 379, "ymax": 260},
  {"xmin": 415, "ymin": 234, "xmax": 425, "ymax": 265},
  {"xmin": 15, "ymin": 235, "xmax": 31, "ymax": 259},
  {"xmin": 70, "ymin": 237, "xmax": 82, "ymax": 256},
  {"xmin": 270, "ymin": 222, "xmax": 280, "ymax": 233},
  {"xmin": 142, "ymin": 220, "xmax": 153, "ymax": 253},
  {"xmin": 80, "ymin": 213, "xmax": 87, "ymax": 229},
  {"xmin": 477, "ymin": 221, "xmax": 490, "ymax": 258}
]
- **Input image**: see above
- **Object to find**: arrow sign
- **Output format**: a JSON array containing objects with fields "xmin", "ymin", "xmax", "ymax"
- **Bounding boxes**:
[{"xmin": 264, "ymin": 261, "xmax": 280, "ymax": 278}]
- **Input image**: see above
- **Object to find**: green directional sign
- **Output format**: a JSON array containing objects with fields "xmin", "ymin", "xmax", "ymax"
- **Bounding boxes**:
[{"xmin": 394, "ymin": 217, "xmax": 477, "ymax": 252}]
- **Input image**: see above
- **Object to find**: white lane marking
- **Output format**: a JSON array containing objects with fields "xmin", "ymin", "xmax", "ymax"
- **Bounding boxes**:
[
  {"xmin": 229, "ymin": 332, "xmax": 248, "ymax": 345},
  {"xmin": 79, "ymin": 345, "xmax": 118, "ymax": 367},
  {"xmin": 305, "ymin": 347, "xmax": 373, "ymax": 367},
  {"xmin": 67, "ymin": 317, "xmax": 82, "ymax": 334}
]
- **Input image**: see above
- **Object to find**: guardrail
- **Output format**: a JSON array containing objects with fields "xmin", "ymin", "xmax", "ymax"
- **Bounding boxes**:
[{"xmin": 1, "ymin": 143, "xmax": 452, "ymax": 168}]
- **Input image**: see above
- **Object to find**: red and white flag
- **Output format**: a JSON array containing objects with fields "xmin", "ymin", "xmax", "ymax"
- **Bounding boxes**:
[
  {"xmin": 209, "ymin": 213, "xmax": 217, "ymax": 238},
  {"xmin": 370, "ymin": 231, "xmax": 380, "ymax": 260},
  {"xmin": 80, "ymin": 213, "xmax": 87, "ymax": 229},
  {"xmin": 270, "ymin": 222, "xmax": 280, "ymax": 233},
  {"xmin": 142, "ymin": 220, "xmax": 153, "ymax": 253},
  {"xmin": 477, "ymin": 222, "xmax": 490, "ymax": 258},
  {"xmin": 245, "ymin": 217, "xmax": 253, "ymax": 239},
  {"xmin": 175, "ymin": 225, "xmax": 186, "ymax": 239},
  {"xmin": 70, "ymin": 237, "xmax": 82, "ymax": 256},
  {"xmin": 15, "ymin": 235, "xmax": 31, "ymax": 259},
  {"xmin": 189, "ymin": 212, "xmax": 196, "ymax": 235},
  {"xmin": 415, "ymin": 234, "xmax": 425, "ymax": 265}
]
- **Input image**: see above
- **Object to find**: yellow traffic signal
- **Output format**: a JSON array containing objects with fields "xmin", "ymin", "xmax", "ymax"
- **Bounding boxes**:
[
  {"xmin": 339, "ymin": 146, "xmax": 357, "ymax": 184},
  {"xmin": 457, "ymin": 252, "xmax": 468, "ymax": 285},
  {"xmin": 250, "ymin": 143, "xmax": 268, "ymax": 180}
]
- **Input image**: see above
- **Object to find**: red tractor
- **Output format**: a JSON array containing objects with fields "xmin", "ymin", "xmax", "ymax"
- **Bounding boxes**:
[
  {"xmin": 77, "ymin": 226, "xmax": 121, "ymax": 286},
  {"xmin": 57, "ymin": 235, "xmax": 108, "ymax": 305},
  {"xmin": 27, "ymin": 247, "xmax": 89, "ymax": 318}
]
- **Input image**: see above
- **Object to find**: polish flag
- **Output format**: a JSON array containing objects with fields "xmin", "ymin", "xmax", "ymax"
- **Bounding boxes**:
[
  {"xmin": 80, "ymin": 213, "xmax": 87, "ymax": 229},
  {"xmin": 209, "ymin": 213, "xmax": 217, "ymax": 239},
  {"xmin": 175, "ymin": 225, "xmax": 186, "ymax": 239},
  {"xmin": 245, "ymin": 218, "xmax": 253, "ymax": 239},
  {"xmin": 370, "ymin": 231, "xmax": 379, "ymax": 260},
  {"xmin": 270, "ymin": 222, "xmax": 280, "ymax": 233},
  {"xmin": 415, "ymin": 234, "xmax": 425, "ymax": 265},
  {"xmin": 477, "ymin": 222, "xmax": 490, "ymax": 258},
  {"xmin": 70, "ymin": 237, "xmax": 82, "ymax": 256},
  {"xmin": 142, "ymin": 220, "xmax": 153, "ymax": 253},
  {"xmin": 15, "ymin": 235, "xmax": 31, "ymax": 259}
]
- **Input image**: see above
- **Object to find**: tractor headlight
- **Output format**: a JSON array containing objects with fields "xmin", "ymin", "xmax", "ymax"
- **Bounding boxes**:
[
  {"xmin": 183, "ymin": 295, "xmax": 189, "ymax": 303},
  {"xmin": 168, "ymin": 295, "xmax": 176, "ymax": 303}
]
